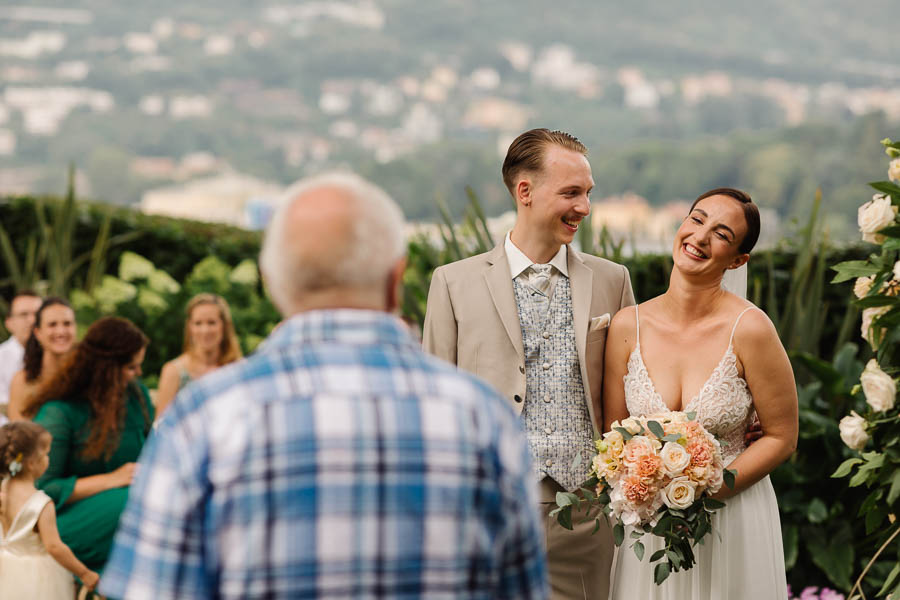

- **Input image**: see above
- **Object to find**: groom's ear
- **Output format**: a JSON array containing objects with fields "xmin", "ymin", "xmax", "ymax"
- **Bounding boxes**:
[{"xmin": 515, "ymin": 178, "xmax": 533, "ymax": 207}]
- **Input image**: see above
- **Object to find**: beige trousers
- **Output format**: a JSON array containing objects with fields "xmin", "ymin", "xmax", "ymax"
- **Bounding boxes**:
[{"xmin": 540, "ymin": 478, "xmax": 614, "ymax": 600}]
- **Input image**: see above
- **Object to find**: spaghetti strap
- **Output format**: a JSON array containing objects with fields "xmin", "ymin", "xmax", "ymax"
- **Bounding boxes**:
[
  {"xmin": 728, "ymin": 307, "xmax": 755, "ymax": 346},
  {"xmin": 634, "ymin": 304, "xmax": 641, "ymax": 348}
]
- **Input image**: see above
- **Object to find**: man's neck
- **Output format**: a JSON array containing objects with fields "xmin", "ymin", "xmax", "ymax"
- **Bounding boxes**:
[{"xmin": 509, "ymin": 226, "xmax": 561, "ymax": 264}]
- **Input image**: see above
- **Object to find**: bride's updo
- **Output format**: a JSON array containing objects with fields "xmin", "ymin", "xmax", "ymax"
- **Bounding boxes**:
[{"xmin": 690, "ymin": 188, "xmax": 760, "ymax": 254}]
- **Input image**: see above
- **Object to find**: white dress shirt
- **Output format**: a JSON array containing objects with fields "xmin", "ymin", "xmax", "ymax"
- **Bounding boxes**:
[{"xmin": 504, "ymin": 232, "xmax": 568, "ymax": 301}]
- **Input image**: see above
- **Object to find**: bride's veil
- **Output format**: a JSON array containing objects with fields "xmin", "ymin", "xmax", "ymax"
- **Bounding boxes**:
[{"xmin": 721, "ymin": 263, "xmax": 748, "ymax": 299}]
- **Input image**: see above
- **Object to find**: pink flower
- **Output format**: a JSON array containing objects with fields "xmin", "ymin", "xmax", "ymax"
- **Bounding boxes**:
[
  {"xmin": 622, "ymin": 475, "xmax": 653, "ymax": 504},
  {"xmin": 635, "ymin": 453, "xmax": 662, "ymax": 480},
  {"xmin": 687, "ymin": 440, "xmax": 713, "ymax": 468}
]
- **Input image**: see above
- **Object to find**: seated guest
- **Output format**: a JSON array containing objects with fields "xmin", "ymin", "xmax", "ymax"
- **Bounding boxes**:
[
  {"xmin": 8, "ymin": 298, "xmax": 77, "ymax": 421},
  {"xmin": 0, "ymin": 291, "xmax": 42, "ymax": 421},
  {"xmin": 30, "ymin": 316, "xmax": 153, "ymax": 573},
  {"xmin": 100, "ymin": 173, "xmax": 547, "ymax": 599},
  {"xmin": 155, "ymin": 293, "xmax": 242, "ymax": 415}
]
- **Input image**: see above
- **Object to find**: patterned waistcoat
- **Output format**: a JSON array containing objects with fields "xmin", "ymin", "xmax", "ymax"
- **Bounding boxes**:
[{"xmin": 513, "ymin": 275, "xmax": 594, "ymax": 492}]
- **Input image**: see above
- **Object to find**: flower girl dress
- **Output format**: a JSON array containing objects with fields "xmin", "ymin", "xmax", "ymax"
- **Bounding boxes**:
[{"xmin": 0, "ymin": 490, "xmax": 74, "ymax": 598}]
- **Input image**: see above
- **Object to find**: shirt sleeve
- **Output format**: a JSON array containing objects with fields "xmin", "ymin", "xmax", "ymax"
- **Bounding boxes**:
[
  {"xmin": 99, "ymin": 396, "xmax": 211, "ymax": 600},
  {"xmin": 491, "ymin": 392, "xmax": 550, "ymax": 599},
  {"xmin": 34, "ymin": 402, "xmax": 78, "ymax": 508}
]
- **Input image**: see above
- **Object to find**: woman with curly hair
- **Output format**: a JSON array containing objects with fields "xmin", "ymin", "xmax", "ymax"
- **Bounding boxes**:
[
  {"xmin": 29, "ymin": 316, "xmax": 153, "ymax": 572},
  {"xmin": 7, "ymin": 298, "xmax": 77, "ymax": 421},
  {"xmin": 155, "ymin": 293, "xmax": 242, "ymax": 415}
]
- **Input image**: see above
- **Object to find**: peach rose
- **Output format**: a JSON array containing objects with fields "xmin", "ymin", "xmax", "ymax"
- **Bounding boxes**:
[{"xmin": 623, "ymin": 435, "xmax": 657, "ymax": 467}]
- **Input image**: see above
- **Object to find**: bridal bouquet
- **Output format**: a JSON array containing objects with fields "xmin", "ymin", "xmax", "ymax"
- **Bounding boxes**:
[{"xmin": 552, "ymin": 411, "xmax": 736, "ymax": 584}]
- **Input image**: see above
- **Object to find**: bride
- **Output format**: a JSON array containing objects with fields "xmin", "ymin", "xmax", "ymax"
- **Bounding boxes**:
[{"xmin": 603, "ymin": 188, "xmax": 797, "ymax": 599}]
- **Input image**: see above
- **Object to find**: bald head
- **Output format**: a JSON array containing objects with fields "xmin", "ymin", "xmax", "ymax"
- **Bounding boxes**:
[{"xmin": 260, "ymin": 172, "xmax": 406, "ymax": 315}]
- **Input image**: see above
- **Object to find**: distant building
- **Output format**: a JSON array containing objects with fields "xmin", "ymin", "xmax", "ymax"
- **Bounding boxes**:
[{"xmin": 140, "ymin": 172, "xmax": 283, "ymax": 230}]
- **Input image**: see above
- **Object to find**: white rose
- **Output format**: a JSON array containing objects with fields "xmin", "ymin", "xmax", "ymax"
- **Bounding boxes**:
[
  {"xmin": 859, "ymin": 194, "xmax": 898, "ymax": 244},
  {"xmin": 861, "ymin": 359, "xmax": 896, "ymax": 412},
  {"xmin": 890, "ymin": 158, "xmax": 900, "ymax": 183},
  {"xmin": 861, "ymin": 306, "xmax": 891, "ymax": 349},
  {"xmin": 839, "ymin": 411, "xmax": 869, "ymax": 451},
  {"xmin": 620, "ymin": 417, "xmax": 643, "ymax": 435},
  {"xmin": 854, "ymin": 276, "xmax": 874, "ymax": 299},
  {"xmin": 661, "ymin": 476, "xmax": 696, "ymax": 510},
  {"xmin": 659, "ymin": 442, "xmax": 691, "ymax": 477},
  {"xmin": 894, "ymin": 260, "xmax": 900, "ymax": 281}
]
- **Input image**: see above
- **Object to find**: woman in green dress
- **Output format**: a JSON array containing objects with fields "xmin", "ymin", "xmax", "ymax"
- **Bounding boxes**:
[{"xmin": 28, "ymin": 316, "xmax": 153, "ymax": 572}]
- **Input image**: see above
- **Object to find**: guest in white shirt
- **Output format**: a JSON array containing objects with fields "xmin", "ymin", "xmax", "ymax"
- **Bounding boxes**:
[
  {"xmin": 8, "ymin": 298, "xmax": 76, "ymax": 421},
  {"xmin": 0, "ymin": 291, "xmax": 42, "ymax": 422}
]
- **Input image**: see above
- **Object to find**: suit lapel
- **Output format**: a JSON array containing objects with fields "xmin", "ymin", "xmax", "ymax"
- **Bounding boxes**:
[
  {"xmin": 484, "ymin": 243, "xmax": 525, "ymax": 360},
  {"xmin": 568, "ymin": 247, "xmax": 592, "ymax": 370}
]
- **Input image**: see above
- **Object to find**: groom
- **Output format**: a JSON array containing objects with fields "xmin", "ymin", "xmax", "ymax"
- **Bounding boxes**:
[{"xmin": 424, "ymin": 128, "xmax": 635, "ymax": 599}]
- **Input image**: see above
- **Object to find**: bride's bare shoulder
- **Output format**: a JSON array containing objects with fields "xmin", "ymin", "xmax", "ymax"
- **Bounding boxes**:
[{"xmin": 732, "ymin": 303, "xmax": 780, "ymax": 347}]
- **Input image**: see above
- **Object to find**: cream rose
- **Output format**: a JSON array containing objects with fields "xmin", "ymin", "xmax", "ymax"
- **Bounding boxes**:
[
  {"xmin": 861, "ymin": 306, "xmax": 891, "ymax": 349},
  {"xmin": 659, "ymin": 441, "xmax": 691, "ymax": 476},
  {"xmin": 894, "ymin": 260, "xmax": 900, "ymax": 282},
  {"xmin": 620, "ymin": 417, "xmax": 643, "ymax": 435},
  {"xmin": 661, "ymin": 476, "xmax": 696, "ymax": 509},
  {"xmin": 890, "ymin": 158, "xmax": 900, "ymax": 183},
  {"xmin": 854, "ymin": 276, "xmax": 875, "ymax": 299},
  {"xmin": 861, "ymin": 359, "xmax": 896, "ymax": 412},
  {"xmin": 839, "ymin": 411, "xmax": 869, "ymax": 451},
  {"xmin": 859, "ymin": 194, "xmax": 898, "ymax": 244}
]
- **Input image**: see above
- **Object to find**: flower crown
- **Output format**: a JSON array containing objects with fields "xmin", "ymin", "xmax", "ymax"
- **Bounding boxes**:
[{"xmin": 8, "ymin": 453, "xmax": 23, "ymax": 477}]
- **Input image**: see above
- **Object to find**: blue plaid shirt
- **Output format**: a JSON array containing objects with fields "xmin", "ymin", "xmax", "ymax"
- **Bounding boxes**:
[{"xmin": 101, "ymin": 310, "xmax": 547, "ymax": 599}]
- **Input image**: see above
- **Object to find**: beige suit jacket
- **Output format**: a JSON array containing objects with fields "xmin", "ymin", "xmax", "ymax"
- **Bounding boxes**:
[{"xmin": 423, "ymin": 241, "xmax": 635, "ymax": 432}]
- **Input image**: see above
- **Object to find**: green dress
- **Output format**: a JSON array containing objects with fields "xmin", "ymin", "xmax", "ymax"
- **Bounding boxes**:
[{"xmin": 34, "ymin": 381, "xmax": 155, "ymax": 572}]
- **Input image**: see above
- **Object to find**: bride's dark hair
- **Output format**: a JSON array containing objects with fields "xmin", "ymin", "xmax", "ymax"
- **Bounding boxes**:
[{"xmin": 690, "ymin": 188, "xmax": 760, "ymax": 254}]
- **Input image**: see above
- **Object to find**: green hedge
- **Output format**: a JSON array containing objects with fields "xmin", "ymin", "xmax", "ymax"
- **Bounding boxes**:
[{"xmin": 0, "ymin": 194, "xmax": 876, "ymax": 590}]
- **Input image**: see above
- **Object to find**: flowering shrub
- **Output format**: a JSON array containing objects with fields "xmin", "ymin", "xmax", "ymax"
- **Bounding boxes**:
[{"xmin": 831, "ymin": 137, "xmax": 900, "ymax": 599}]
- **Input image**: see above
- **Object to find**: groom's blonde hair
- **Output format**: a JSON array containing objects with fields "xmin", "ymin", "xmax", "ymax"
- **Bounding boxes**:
[{"xmin": 501, "ymin": 128, "xmax": 587, "ymax": 196}]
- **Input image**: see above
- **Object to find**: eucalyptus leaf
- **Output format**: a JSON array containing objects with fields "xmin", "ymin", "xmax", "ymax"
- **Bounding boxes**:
[
  {"xmin": 613, "ymin": 522, "xmax": 625, "ymax": 546},
  {"xmin": 647, "ymin": 420, "xmax": 665, "ymax": 439},
  {"xmin": 614, "ymin": 427, "xmax": 634, "ymax": 441},
  {"xmin": 723, "ymin": 468, "xmax": 736, "ymax": 490},
  {"xmin": 633, "ymin": 540, "xmax": 645, "ymax": 562},
  {"xmin": 654, "ymin": 562, "xmax": 671, "ymax": 585}
]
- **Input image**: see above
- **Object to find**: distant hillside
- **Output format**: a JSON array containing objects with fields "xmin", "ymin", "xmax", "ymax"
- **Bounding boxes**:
[{"xmin": 0, "ymin": 0, "xmax": 897, "ymax": 233}]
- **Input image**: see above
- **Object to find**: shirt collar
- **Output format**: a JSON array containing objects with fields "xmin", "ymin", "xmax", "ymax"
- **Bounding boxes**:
[
  {"xmin": 504, "ymin": 232, "xmax": 568, "ymax": 279},
  {"xmin": 259, "ymin": 309, "xmax": 419, "ymax": 353}
]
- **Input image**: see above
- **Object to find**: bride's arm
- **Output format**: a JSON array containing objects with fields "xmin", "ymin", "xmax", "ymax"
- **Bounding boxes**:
[
  {"xmin": 602, "ymin": 306, "xmax": 636, "ymax": 433},
  {"xmin": 713, "ymin": 309, "xmax": 798, "ymax": 500}
]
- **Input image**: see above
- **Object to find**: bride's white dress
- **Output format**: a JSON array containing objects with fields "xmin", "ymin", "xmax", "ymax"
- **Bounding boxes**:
[{"xmin": 608, "ymin": 306, "xmax": 788, "ymax": 600}]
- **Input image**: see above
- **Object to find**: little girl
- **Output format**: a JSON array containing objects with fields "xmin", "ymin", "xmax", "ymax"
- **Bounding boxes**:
[{"xmin": 0, "ymin": 421, "xmax": 100, "ymax": 597}]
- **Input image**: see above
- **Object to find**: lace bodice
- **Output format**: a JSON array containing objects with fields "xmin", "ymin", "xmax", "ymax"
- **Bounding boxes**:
[
  {"xmin": 623, "ymin": 306, "xmax": 756, "ymax": 464},
  {"xmin": 0, "ymin": 489, "xmax": 53, "ymax": 557}
]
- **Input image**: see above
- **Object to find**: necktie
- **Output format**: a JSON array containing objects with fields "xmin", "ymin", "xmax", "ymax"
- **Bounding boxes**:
[{"xmin": 528, "ymin": 263, "xmax": 553, "ymax": 298}]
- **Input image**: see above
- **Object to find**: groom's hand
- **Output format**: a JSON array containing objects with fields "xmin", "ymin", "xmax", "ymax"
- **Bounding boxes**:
[{"xmin": 744, "ymin": 413, "xmax": 763, "ymax": 446}]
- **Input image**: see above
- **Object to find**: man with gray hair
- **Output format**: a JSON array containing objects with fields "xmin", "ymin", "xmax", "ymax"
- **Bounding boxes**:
[{"xmin": 100, "ymin": 172, "xmax": 549, "ymax": 599}]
